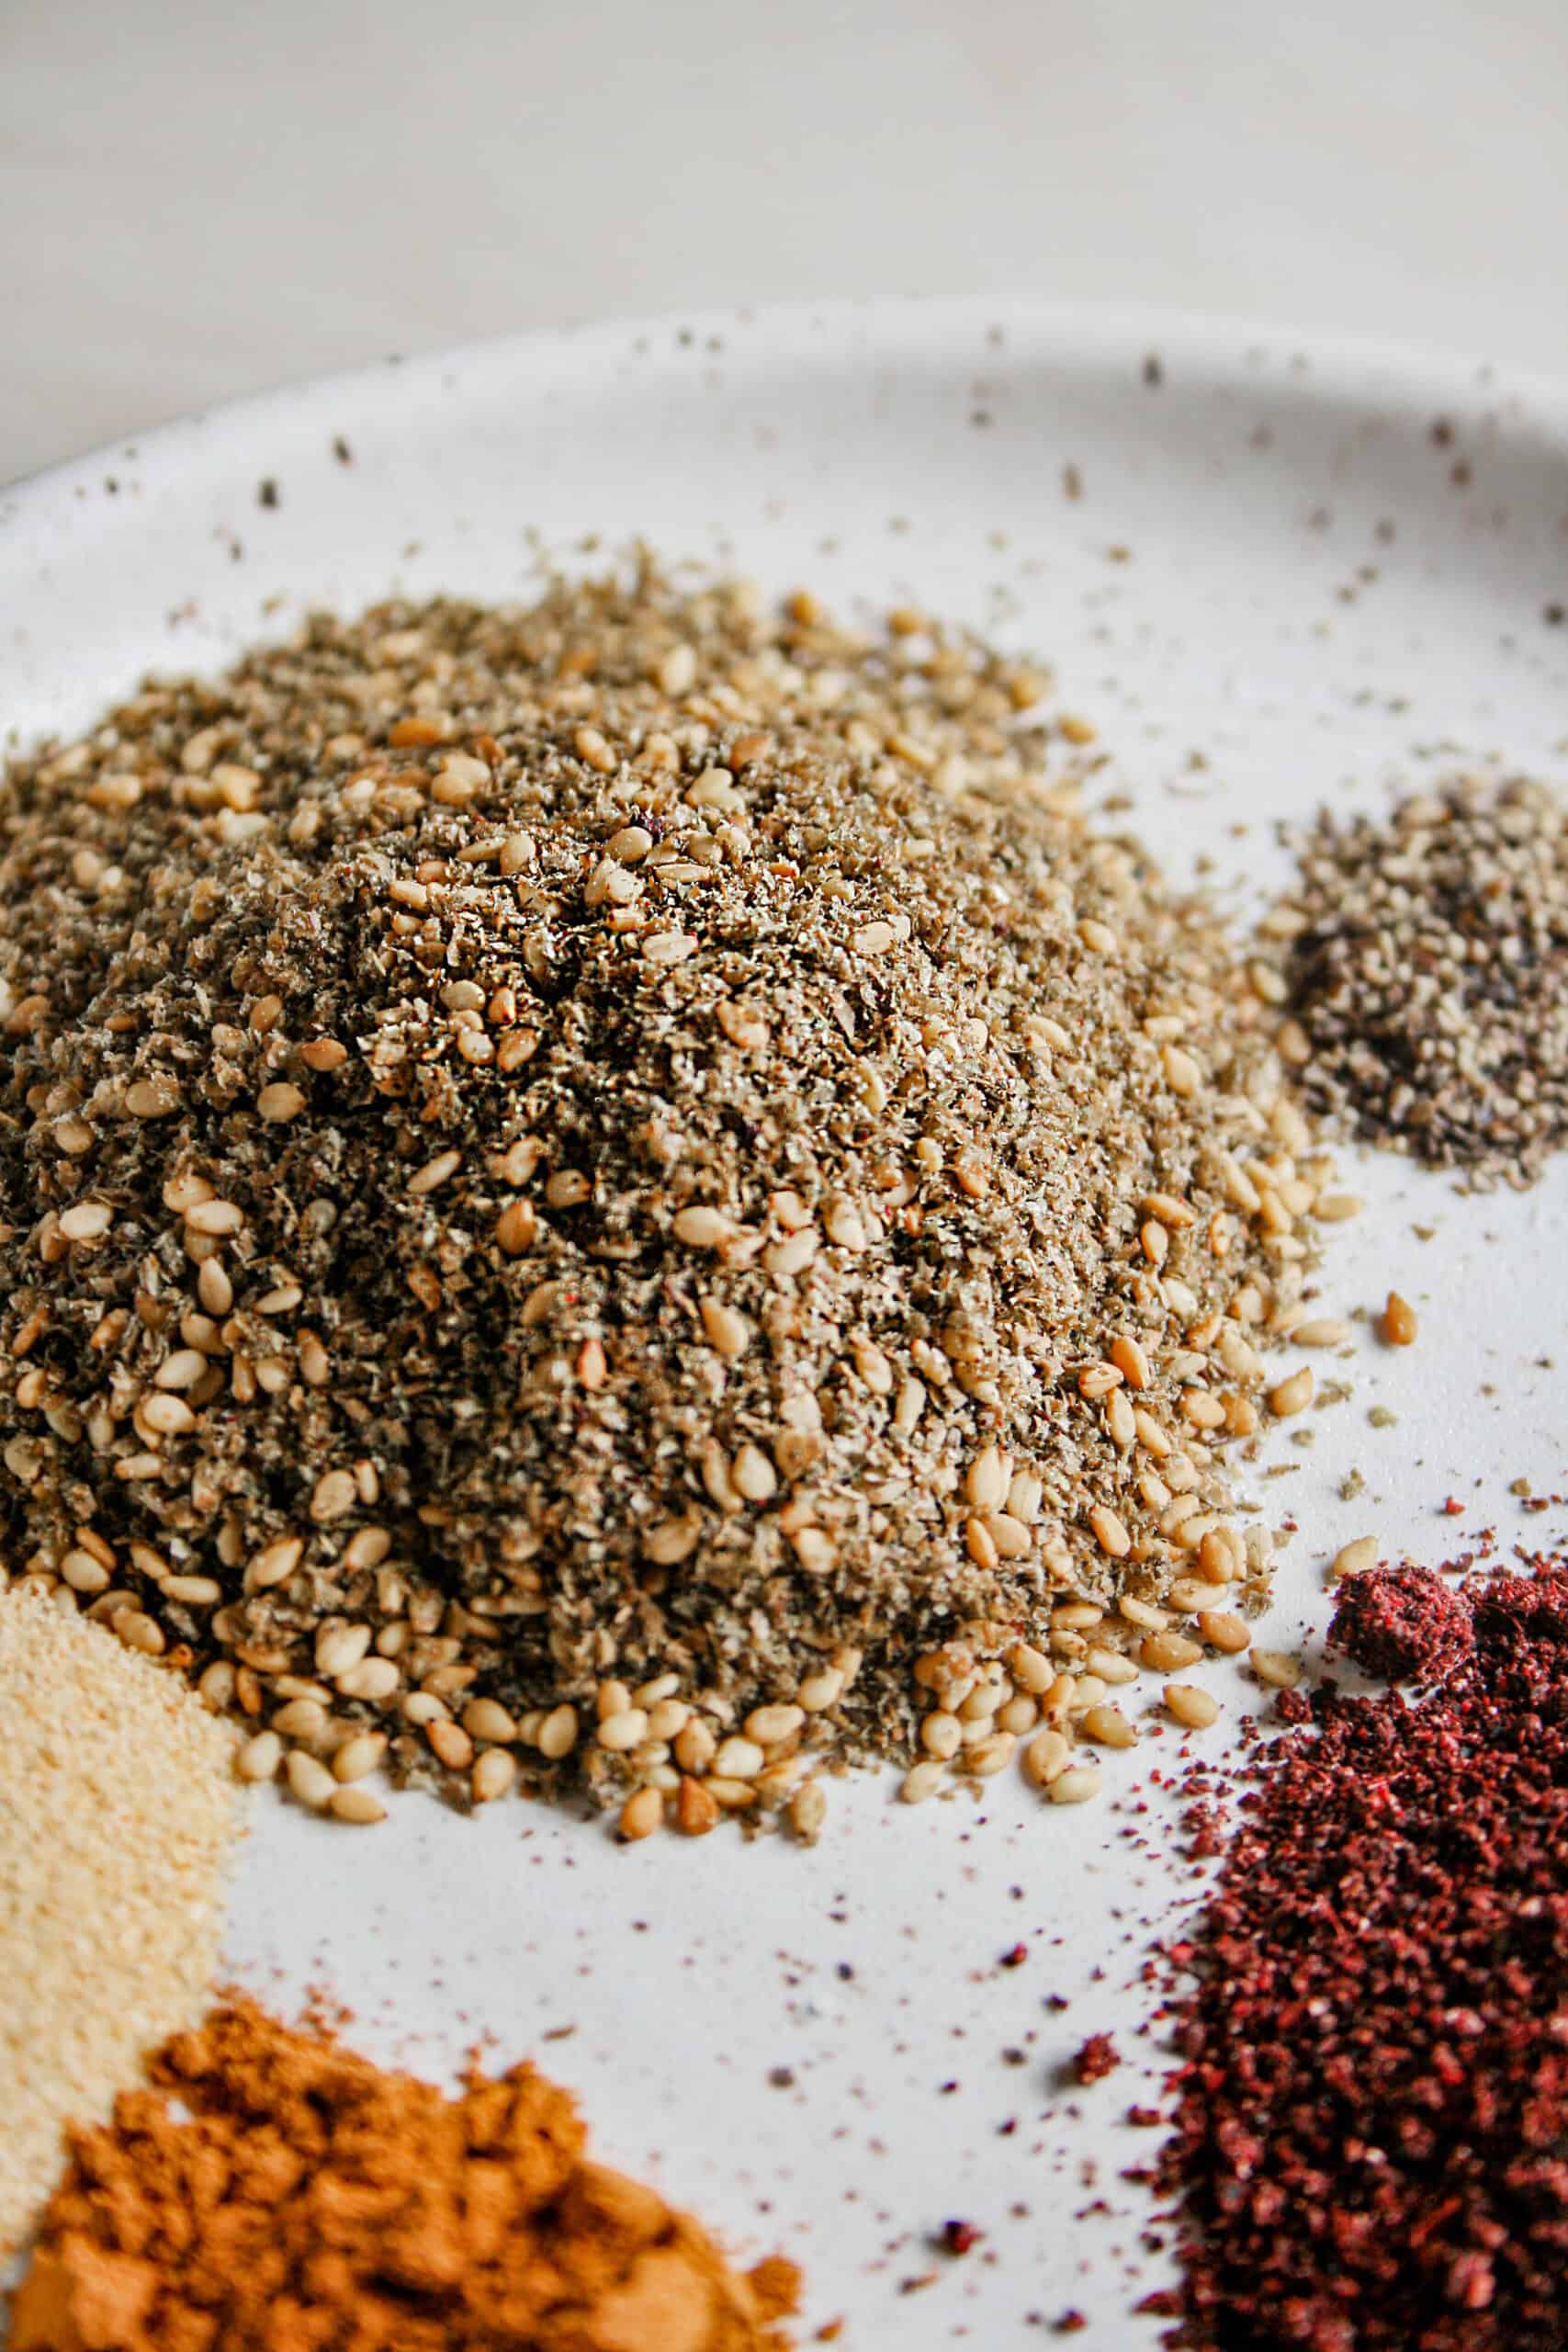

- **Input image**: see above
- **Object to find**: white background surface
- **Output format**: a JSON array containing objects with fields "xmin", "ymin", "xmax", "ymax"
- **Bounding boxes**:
[
  {"xmin": 5, "ymin": 0, "xmax": 1568, "ymax": 2333},
  {"xmin": 4, "ymin": 0, "xmax": 1568, "ymax": 483},
  {"xmin": 4, "ymin": 302, "xmax": 1567, "ymax": 2344}
]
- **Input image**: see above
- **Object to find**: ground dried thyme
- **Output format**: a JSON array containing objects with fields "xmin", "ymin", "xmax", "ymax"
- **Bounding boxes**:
[
  {"xmin": 0, "ymin": 566, "xmax": 1346, "ymax": 1834},
  {"xmin": 1267, "ymin": 776, "xmax": 1568, "ymax": 1187}
]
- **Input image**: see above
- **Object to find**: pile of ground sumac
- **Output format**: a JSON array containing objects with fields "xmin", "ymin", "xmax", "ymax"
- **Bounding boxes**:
[{"xmin": 1156, "ymin": 1562, "xmax": 1568, "ymax": 2351}]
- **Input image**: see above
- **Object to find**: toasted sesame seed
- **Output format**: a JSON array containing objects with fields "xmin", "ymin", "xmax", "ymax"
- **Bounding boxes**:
[
  {"xmin": 787, "ymin": 1781, "xmax": 827, "ymax": 1841},
  {"xmin": 272, "ymin": 1698, "xmax": 328, "ymax": 1744},
  {"xmin": 672, "ymin": 1204, "xmax": 732, "ymax": 1249},
  {"xmin": 965, "ymin": 1443, "xmax": 1010, "ymax": 1510},
  {"xmin": 1140, "ymin": 1630, "xmax": 1204, "ymax": 1672},
  {"xmin": 1292, "ymin": 1317, "xmax": 1351, "ymax": 1347},
  {"xmin": 1080, "ymin": 1702, "xmax": 1136, "ymax": 1749},
  {"xmin": 140, "ymin": 1392, "xmax": 197, "ymax": 1435},
  {"xmin": 426, "ymin": 1718, "xmax": 474, "ymax": 1771},
  {"xmin": 998, "ymin": 1645, "xmax": 1047, "ymax": 1701},
  {"xmin": 716, "ymin": 999, "xmax": 770, "ymax": 1051},
  {"xmin": 116, "ymin": 1611, "xmax": 166, "ymax": 1655},
  {"xmin": 196, "ymin": 1259, "xmax": 232, "ymax": 1316},
  {"xmin": 1162, "ymin": 1044, "xmax": 1201, "ymax": 1096},
  {"xmin": 472, "ymin": 1748, "xmax": 518, "ymax": 1804},
  {"xmin": 286, "ymin": 1749, "xmax": 336, "ymax": 1810},
  {"xmin": 1268, "ymin": 1367, "xmax": 1314, "ymax": 1418},
  {"xmin": 1164, "ymin": 1682, "xmax": 1220, "ymax": 1729},
  {"xmin": 616, "ymin": 1784, "xmax": 664, "ymax": 1841},
  {"xmin": 1197, "ymin": 1527, "xmax": 1241, "ymax": 1585},
  {"xmin": 332, "ymin": 1732, "xmax": 388, "ymax": 1783},
  {"xmin": 791, "ymin": 1527, "xmax": 836, "ymax": 1575},
  {"xmin": 919, "ymin": 1712, "xmax": 962, "ymax": 1760},
  {"xmin": 900, "ymin": 1760, "xmax": 944, "ymax": 1804},
  {"xmin": 694, "ymin": 1774, "xmax": 750, "ymax": 1812},
  {"xmin": 334, "ymin": 1657, "xmax": 399, "ymax": 1702},
  {"xmin": 745, "ymin": 1703, "xmax": 804, "ymax": 1747},
  {"xmin": 966, "ymin": 1729, "xmax": 1017, "ymax": 1776},
  {"xmin": 185, "ymin": 1198, "xmax": 243, "ymax": 1237},
  {"xmin": 245, "ymin": 1536, "xmax": 303, "ymax": 1593},
  {"xmin": 664, "ymin": 1709, "xmax": 715, "ymax": 1775},
  {"xmin": 409, "ymin": 1149, "xmax": 461, "ymax": 1197},
  {"xmin": 238, "ymin": 1728, "xmax": 284, "ymax": 1781},
  {"xmin": 1110, "ymin": 1334, "xmax": 1151, "ymax": 1389},
  {"xmin": 1089, "ymin": 1505, "xmax": 1132, "ymax": 1559},
  {"xmin": 699, "ymin": 1297, "xmax": 750, "ymax": 1357},
  {"xmin": 58, "ymin": 1201, "xmax": 113, "ymax": 1242},
  {"xmin": 1381, "ymin": 1291, "xmax": 1418, "ymax": 1346},
  {"xmin": 653, "ymin": 639, "xmax": 695, "ymax": 691},
  {"xmin": 310, "ymin": 1470, "xmax": 357, "ymax": 1523},
  {"xmin": 1330, "ymin": 1535, "xmax": 1380, "ymax": 1581},
  {"xmin": 329, "ymin": 1786, "xmax": 387, "ymax": 1825},
  {"xmin": 1022, "ymin": 1728, "xmax": 1071, "ymax": 1787},
  {"xmin": 60, "ymin": 1549, "xmax": 110, "ymax": 1595},
  {"xmin": 257, "ymin": 1082, "xmax": 307, "ymax": 1123},
  {"xmin": 125, "ymin": 1078, "xmax": 180, "ymax": 1118},
  {"xmin": 164, "ymin": 1574, "xmax": 222, "ymax": 1606},
  {"xmin": 586, "ymin": 1706, "xmax": 646, "ymax": 1758},
  {"xmin": 460, "ymin": 1697, "xmax": 516, "ymax": 1745}
]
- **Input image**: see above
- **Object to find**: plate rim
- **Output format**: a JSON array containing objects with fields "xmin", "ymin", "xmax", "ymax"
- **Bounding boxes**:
[{"xmin": 6, "ymin": 294, "xmax": 1568, "ymax": 520}]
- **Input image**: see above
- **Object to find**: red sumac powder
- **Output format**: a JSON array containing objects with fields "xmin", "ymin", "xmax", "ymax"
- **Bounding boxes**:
[
  {"xmin": 1327, "ymin": 1561, "xmax": 1475, "ymax": 1684},
  {"xmin": 1160, "ymin": 1566, "xmax": 1568, "ymax": 2350}
]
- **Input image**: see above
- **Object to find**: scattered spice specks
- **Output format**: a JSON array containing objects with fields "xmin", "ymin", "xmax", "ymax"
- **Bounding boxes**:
[{"xmin": 1070, "ymin": 2033, "xmax": 1121, "ymax": 2086}]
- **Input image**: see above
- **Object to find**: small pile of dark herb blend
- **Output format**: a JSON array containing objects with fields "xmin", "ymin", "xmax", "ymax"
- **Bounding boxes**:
[
  {"xmin": 1267, "ymin": 776, "xmax": 1568, "ymax": 1188},
  {"xmin": 0, "ymin": 568, "xmax": 1346, "ymax": 1836}
]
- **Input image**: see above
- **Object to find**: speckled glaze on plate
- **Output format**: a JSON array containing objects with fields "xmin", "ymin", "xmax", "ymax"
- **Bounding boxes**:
[{"xmin": 4, "ymin": 303, "xmax": 1568, "ymax": 2346}]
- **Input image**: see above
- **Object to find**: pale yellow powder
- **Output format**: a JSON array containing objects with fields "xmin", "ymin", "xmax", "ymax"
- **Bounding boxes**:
[{"xmin": 0, "ymin": 1585, "xmax": 241, "ymax": 2257}]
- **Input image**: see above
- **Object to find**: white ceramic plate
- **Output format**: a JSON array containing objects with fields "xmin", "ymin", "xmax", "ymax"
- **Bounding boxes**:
[{"xmin": 5, "ymin": 303, "xmax": 1568, "ymax": 2347}]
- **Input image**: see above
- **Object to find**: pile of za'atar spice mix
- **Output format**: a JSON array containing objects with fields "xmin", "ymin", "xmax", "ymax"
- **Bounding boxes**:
[
  {"xmin": 1155, "ymin": 1564, "xmax": 1568, "ymax": 2352},
  {"xmin": 0, "ymin": 567, "xmax": 1353, "ymax": 1838},
  {"xmin": 0, "ymin": 1588, "xmax": 239, "ymax": 2261},
  {"xmin": 10, "ymin": 1996, "xmax": 799, "ymax": 2352},
  {"xmin": 1266, "ymin": 775, "xmax": 1568, "ymax": 1187}
]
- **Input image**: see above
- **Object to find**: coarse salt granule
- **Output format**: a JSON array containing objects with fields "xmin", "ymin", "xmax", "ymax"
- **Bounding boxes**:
[{"xmin": 0, "ymin": 1586, "xmax": 241, "ymax": 2256}]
